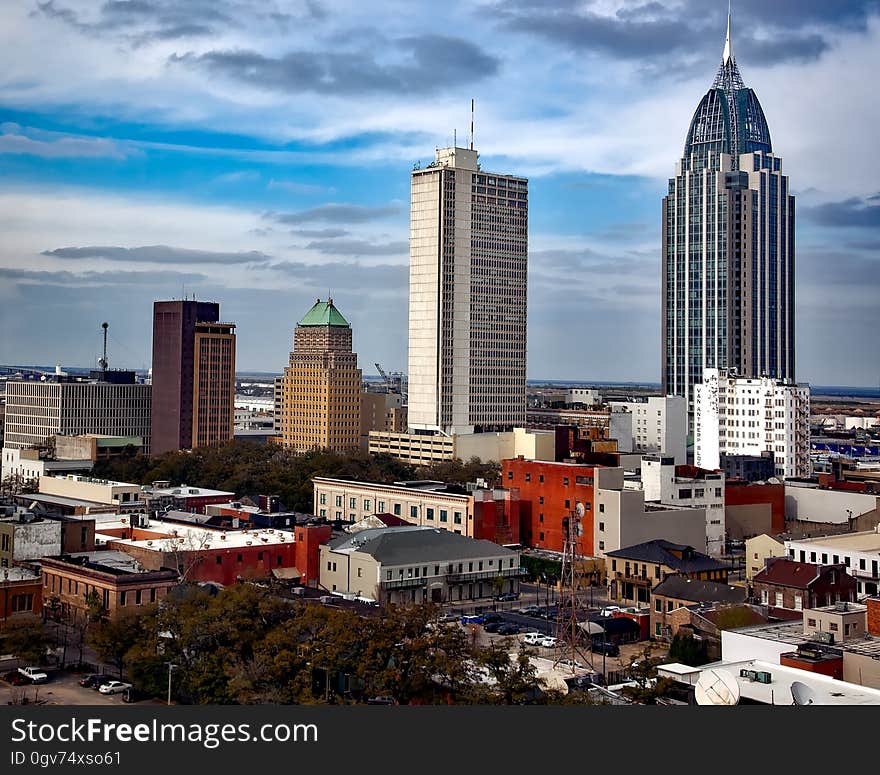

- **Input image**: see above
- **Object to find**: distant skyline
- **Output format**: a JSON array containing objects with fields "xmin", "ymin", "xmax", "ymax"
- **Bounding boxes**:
[{"xmin": 1, "ymin": 2, "xmax": 878, "ymax": 386}]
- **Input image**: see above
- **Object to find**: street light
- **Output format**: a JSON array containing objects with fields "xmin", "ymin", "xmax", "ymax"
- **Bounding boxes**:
[{"xmin": 165, "ymin": 662, "xmax": 177, "ymax": 706}]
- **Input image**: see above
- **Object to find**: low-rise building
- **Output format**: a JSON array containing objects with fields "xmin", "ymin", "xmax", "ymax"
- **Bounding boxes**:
[
  {"xmin": 725, "ymin": 479, "xmax": 785, "ymax": 538},
  {"xmin": 40, "ymin": 551, "xmax": 178, "ymax": 622},
  {"xmin": 504, "ymin": 459, "xmax": 707, "ymax": 556},
  {"xmin": 142, "ymin": 482, "xmax": 236, "ymax": 514},
  {"xmin": 38, "ymin": 474, "xmax": 143, "ymax": 508},
  {"xmin": 784, "ymin": 479, "xmax": 878, "ymax": 525},
  {"xmin": 607, "ymin": 395, "xmax": 687, "ymax": 465},
  {"xmin": 318, "ymin": 526, "xmax": 523, "ymax": 605},
  {"xmin": 784, "ymin": 530, "xmax": 880, "ymax": 597},
  {"xmin": 526, "ymin": 407, "xmax": 633, "ymax": 453},
  {"xmin": 311, "ymin": 477, "xmax": 520, "ymax": 544},
  {"xmin": 745, "ymin": 534, "xmax": 786, "ymax": 584},
  {"xmin": 1, "ymin": 447, "xmax": 93, "ymax": 484},
  {"xmin": 752, "ymin": 557, "xmax": 857, "ymax": 620},
  {"xmin": 604, "ymin": 539, "xmax": 729, "ymax": 607},
  {"xmin": 0, "ymin": 567, "xmax": 42, "ymax": 626},
  {"xmin": 650, "ymin": 575, "xmax": 747, "ymax": 641},
  {"xmin": 0, "ymin": 510, "xmax": 61, "ymax": 567}
]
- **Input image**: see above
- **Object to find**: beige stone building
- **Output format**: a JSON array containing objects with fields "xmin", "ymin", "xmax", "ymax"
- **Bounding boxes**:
[
  {"xmin": 360, "ymin": 392, "xmax": 406, "ymax": 450},
  {"xmin": 279, "ymin": 299, "xmax": 362, "ymax": 453},
  {"xmin": 318, "ymin": 525, "xmax": 522, "ymax": 605}
]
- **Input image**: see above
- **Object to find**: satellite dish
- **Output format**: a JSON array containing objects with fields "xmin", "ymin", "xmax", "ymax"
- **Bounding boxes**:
[
  {"xmin": 575, "ymin": 502, "xmax": 585, "ymax": 518},
  {"xmin": 791, "ymin": 681, "xmax": 817, "ymax": 706},
  {"xmin": 694, "ymin": 669, "xmax": 740, "ymax": 706}
]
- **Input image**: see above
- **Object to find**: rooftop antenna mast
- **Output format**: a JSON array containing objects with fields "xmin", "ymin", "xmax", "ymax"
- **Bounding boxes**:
[
  {"xmin": 98, "ymin": 322, "xmax": 109, "ymax": 374},
  {"xmin": 470, "ymin": 98, "xmax": 474, "ymax": 150}
]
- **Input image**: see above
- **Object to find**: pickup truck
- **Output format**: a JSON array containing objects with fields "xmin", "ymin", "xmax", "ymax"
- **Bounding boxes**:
[{"xmin": 17, "ymin": 666, "xmax": 48, "ymax": 684}]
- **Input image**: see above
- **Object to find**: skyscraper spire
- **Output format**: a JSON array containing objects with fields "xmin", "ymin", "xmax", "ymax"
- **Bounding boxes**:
[{"xmin": 723, "ymin": 2, "xmax": 733, "ymax": 65}]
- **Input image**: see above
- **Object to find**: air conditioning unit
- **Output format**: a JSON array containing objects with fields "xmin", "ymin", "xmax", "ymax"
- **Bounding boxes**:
[{"xmin": 755, "ymin": 671, "xmax": 772, "ymax": 684}]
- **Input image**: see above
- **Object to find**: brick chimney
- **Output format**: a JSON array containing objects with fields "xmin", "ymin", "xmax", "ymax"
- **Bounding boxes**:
[{"xmin": 867, "ymin": 597, "xmax": 880, "ymax": 637}]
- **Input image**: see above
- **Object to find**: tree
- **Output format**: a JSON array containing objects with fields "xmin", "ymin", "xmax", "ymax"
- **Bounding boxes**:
[
  {"xmin": 618, "ymin": 644, "xmax": 675, "ymax": 705},
  {"xmin": 4, "ymin": 621, "xmax": 51, "ymax": 666},
  {"xmin": 668, "ymin": 631, "xmax": 708, "ymax": 666},
  {"xmin": 89, "ymin": 608, "xmax": 146, "ymax": 677}
]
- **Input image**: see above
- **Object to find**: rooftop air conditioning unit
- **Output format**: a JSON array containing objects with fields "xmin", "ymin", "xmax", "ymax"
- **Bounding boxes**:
[
  {"xmin": 755, "ymin": 671, "xmax": 772, "ymax": 684},
  {"xmin": 220, "ymin": 535, "xmax": 226, "ymax": 541}
]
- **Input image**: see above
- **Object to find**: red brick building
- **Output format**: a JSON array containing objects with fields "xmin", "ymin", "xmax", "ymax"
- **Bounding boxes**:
[
  {"xmin": 726, "ymin": 480, "xmax": 785, "ymax": 534},
  {"xmin": 752, "ymin": 558, "xmax": 857, "ymax": 621},
  {"xmin": 502, "ymin": 458, "xmax": 596, "ymax": 553},
  {"xmin": 0, "ymin": 568, "xmax": 42, "ymax": 626},
  {"xmin": 294, "ymin": 523, "xmax": 333, "ymax": 587},
  {"xmin": 780, "ymin": 644, "xmax": 844, "ymax": 679}
]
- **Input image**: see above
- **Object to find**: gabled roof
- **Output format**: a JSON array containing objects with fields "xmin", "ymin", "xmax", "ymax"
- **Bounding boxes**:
[
  {"xmin": 298, "ymin": 298, "xmax": 350, "ymax": 328},
  {"xmin": 605, "ymin": 539, "xmax": 728, "ymax": 574},
  {"xmin": 652, "ymin": 575, "xmax": 746, "ymax": 605},
  {"xmin": 753, "ymin": 558, "xmax": 852, "ymax": 589}
]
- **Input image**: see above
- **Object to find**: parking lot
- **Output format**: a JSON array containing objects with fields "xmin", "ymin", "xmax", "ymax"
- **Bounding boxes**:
[{"xmin": 0, "ymin": 668, "xmax": 159, "ymax": 706}]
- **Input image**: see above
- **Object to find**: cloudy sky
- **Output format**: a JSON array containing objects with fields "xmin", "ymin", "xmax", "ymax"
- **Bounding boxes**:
[{"xmin": 1, "ymin": 1, "xmax": 878, "ymax": 386}]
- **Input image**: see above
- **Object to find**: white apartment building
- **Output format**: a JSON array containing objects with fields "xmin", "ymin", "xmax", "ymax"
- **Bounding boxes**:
[
  {"xmin": 640, "ymin": 454, "xmax": 726, "ymax": 556},
  {"xmin": 407, "ymin": 145, "xmax": 528, "ymax": 435},
  {"xmin": 608, "ymin": 395, "xmax": 687, "ymax": 464},
  {"xmin": 1, "ymin": 447, "xmax": 93, "ymax": 483},
  {"xmin": 694, "ymin": 368, "xmax": 809, "ymax": 479},
  {"xmin": 785, "ymin": 530, "xmax": 880, "ymax": 598},
  {"xmin": 3, "ymin": 380, "xmax": 152, "ymax": 454}
]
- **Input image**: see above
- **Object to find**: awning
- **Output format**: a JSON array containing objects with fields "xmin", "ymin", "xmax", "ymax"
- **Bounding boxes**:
[
  {"xmin": 271, "ymin": 567, "xmax": 302, "ymax": 580},
  {"xmin": 578, "ymin": 621, "xmax": 605, "ymax": 635}
]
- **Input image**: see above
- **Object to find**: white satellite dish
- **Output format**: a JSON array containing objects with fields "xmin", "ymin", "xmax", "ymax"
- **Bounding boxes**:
[
  {"xmin": 791, "ymin": 681, "xmax": 817, "ymax": 706},
  {"xmin": 694, "ymin": 668, "xmax": 740, "ymax": 706},
  {"xmin": 575, "ymin": 502, "xmax": 585, "ymax": 518}
]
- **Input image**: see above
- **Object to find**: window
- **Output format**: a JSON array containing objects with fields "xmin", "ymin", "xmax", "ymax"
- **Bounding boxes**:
[
  {"xmin": 386, "ymin": 570, "xmax": 392, "ymax": 581},
  {"xmin": 598, "ymin": 541, "xmax": 605, "ymax": 550},
  {"xmin": 810, "ymin": 552, "xmax": 816, "ymax": 562},
  {"xmin": 525, "ymin": 473, "xmax": 531, "ymax": 482},
  {"xmin": 539, "ymin": 496, "xmax": 544, "ymax": 505},
  {"xmin": 378, "ymin": 501, "xmax": 385, "ymax": 512},
  {"xmin": 821, "ymin": 553, "xmax": 828, "ymax": 564},
  {"xmin": 612, "ymin": 560, "xmax": 617, "ymax": 572},
  {"xmin": 695, "ymin": 489, "xmax": 704, "ymax": 498},
  {"xmin": 794, "ymin": 594, "xmax": 802, "ymax": 611},
  {"xmin": 563, "ymin": 478, "xmax": 569, "ymax": 486},
  {"xmin": 410, "ymin": 505, "xmax": 418, "ymax": 519},
  {"xmin": 829, "ymin": 622, "xmax": 839, "ymax": 632},
  {"xmin": 666, "ymin": 600, "xmax": 673, "ymax": 612},
  {"xmin": 407, "ymin": 568, "xmax": 413, "ymax": 578},
  {"xmin": 564, "ymin": 500, "xmax": 570, "ymax": 509},
  {"xmin": 319, "ymin": 493, "xmax": 327, "ymax": 505},
  {"xmin": 599, "ymin": 504, "xmax": 605, "ymax": 514},
  {"xmin": 807, "ymin": 618, "xmax": 816, "ymax": 627},
  {"xmin": 349, "ymin": 498, "xmax": 356, "ymax": 510},
  {"xmin": 216, "ymin": 555, "xmax": 222, "ymax": 565},
  {"xmin": 655, "ymin": 566, "xmax": 661, "ymax": 579},
  {"xmin": 434, "ymin": 565, "xmax": 439, "ymax": 576},
  {"xmin": 539, "ymin": 532, "xmax": 544, "ymax": 541},
  {"xmin": 393, "ymin": 504, "xmax": 401, "ymax": 516},
  {"xmin": 715, "ymin": 488, "xmax": 722, "ymax": 498},
  {"xmin": 335, "ymin": 496, "xmax": 342, "ymax": 508},
  {"xmin": 507, "ymin": 471, "xmax": 513, "ymax": 480},
  {"xmin": 364, "ymin": 500, "xmax": 371, "ymax": 511},
  {"xmin": 774, "ymin": 592, "xmax": 783, "ymax": 608},
  {"xmin": 120, "ymin": 591, "xmax": 127, "ymax": 606},
  {"xmin": 135, "ymin": 590, "xmax": 141, "ymax": 605},
  {"xmin": 327, "ymin": 561, "xmax": 332, "ymax": 571},
  {"xmin": 598, "ymin": 522, "xmax": 604, "ymax": 532},
  {"xmin": 454, "ymin": 512, "xmax": 462, "ymax": 525},
  {"xmin": 426, "ymin": 508, "xmax": 434, "ymax": 521},
  {"xmin": 761, "ymin": 589, "xmax": 768, "ymax": 604},
  {"xmin": 237, "ymin": 554, "xmax": 243, "ymax": 563},
  {"xmin": 655, "ymin": 623, "xmax": 661, "ymax": 636},
  {"xmin": 539, "ymin": 475, "xmax": 544, "ymax": 483},
  {"xmin": 678, "ymin": 489, "xmax": 692, "ymax": 499},
  {"xmin": 440, "ymin": 510, "xmax": 448, "ymax": 522},
  {"xmin": 655, "ymin": 599, "xmax": 662, "ymax": 612}
]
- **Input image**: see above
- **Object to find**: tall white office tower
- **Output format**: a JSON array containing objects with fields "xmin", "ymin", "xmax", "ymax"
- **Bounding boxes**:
[{"xmin": 407, "ymin": 145, "xmax": 528, "ymax": 435}]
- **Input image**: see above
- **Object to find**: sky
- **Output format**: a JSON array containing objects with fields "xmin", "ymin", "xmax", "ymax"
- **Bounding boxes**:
[{"xmin": 0, "ymin": 1, "xmax": 878, "ymax": 387}]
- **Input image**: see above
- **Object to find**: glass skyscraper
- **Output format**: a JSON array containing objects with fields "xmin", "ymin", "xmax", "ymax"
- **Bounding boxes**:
[{"xmin": 662, "ymin": 14, "xmax": 795, "ymax": 417}]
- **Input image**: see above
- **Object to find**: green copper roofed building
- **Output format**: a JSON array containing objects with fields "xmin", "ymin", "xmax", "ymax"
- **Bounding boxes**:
[
  {"xmin": 278, "ymin": 298, "xmax": 362, "ymax": 453},
  {"xmin": 662, "ymin": 10, "xmax": 795, "ymax": 424}
]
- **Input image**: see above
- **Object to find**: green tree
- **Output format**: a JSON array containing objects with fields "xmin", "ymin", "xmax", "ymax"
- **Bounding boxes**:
[
  {"xmin": 4, "ymin": 621, "xmax": 51, "ymax": 666},
  {"xmin": 618, "ymin": 644, "xmax": 675, "ymax": 705},
  {"xmin": 88, "ymin": 608, "xmax": 146, "ymax": 678}
]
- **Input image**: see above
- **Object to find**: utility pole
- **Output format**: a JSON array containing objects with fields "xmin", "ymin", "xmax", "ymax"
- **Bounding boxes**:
[{"xmin": 165, "ymin": 662, "xmax": 177, "ymax": 706}]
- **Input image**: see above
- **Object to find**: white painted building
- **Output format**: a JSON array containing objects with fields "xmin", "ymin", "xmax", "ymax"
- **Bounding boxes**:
[
  {"xmin": 784, "ymin": 530, "xmax": 880, "ymax": 598},
  {"xmin": 608, "ymin": 395, "xmax": 687, "ymax": 464},
  {"xmin": 407, "ymin": 146, "xmax": 528, "ymax": 435},
  {"xmin": 1, "ymin": 447, "xmax": 93, "ymax": 483},
  {"xmin": 567, "ymin": 388, "xmax": 602, "ymax": 407},
  {"xmin": 640, "ymin": 454, "xmax": 726, "ymax": 556},
  {"xmin": 694, "ymin": 368, "xmax": 810, "ymax": 479}
]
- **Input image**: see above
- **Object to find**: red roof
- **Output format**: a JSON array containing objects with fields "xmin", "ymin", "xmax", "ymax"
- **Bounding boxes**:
[
  {"xmin": 374, "ymin": 513, "xmax": 412, "ymax": 528},
  {"xmin": 753, "ymin": 558, "xmax": 845, "ymax": 589}
]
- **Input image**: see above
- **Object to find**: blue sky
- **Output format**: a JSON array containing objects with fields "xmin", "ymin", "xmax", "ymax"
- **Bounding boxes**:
[{"xmin": 1, "ymin": 1, "xmax": 879, "ymax": 386}]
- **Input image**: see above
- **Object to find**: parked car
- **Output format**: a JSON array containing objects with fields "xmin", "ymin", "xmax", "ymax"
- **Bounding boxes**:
[
  {"xmin": 17, "ymin": 667, "xmax": 48, "ymax": 684},
  {"xmin": 2, "ymin": 670, "xmax": 28, "ymax": 686},
  {"xmin": 599, "ymin": 606, "xmax": 622, "ymax": 618},
  {"xmin": 591, "ymin": 640, "xmax": 620, "ymax": 657},
  {"xmin": 495, "ymin": 592, "xmax": 519, "ymax": 602},
  {"xmin": 556, "ymin": 658, "xmax": 586, "ymax": 670},
  {"xmin": 79, "ymin": 674, "xmax": 105, "ymax": 688},
  {"xmin": 88, "ymin": 675, "xmax": 115, "ymax": 691},
  {"xmin": 483, "ymin": 621, "xmax": 502, "ymax": 633},
  {"xmin": 521, "ymin": 632, "xmax": 545, "ymax": 646},
  {"xmin": 121, "ymin": 687, "xmax": 149, "ymax": 703},
  {"xmin": 538, "ymin": 636, "xmax": 558, "ymax": 649},
  {"xmin": 98, "ymin": 680, "xmax": 132, "ymax": 695},
  {"xmin": 366, "ymin": 695, "xmax": 397, "ymax": 705},
  {"xmin": 538, "ymin": 606, "xmax": 559, "ymax": 620},
  {"xmin": 518, "ymin": 605, "xmax": 541, "ymax": 617},
  {"xmin": 482, "ymin": 612, "xmax": 503, "ymax": 624},
  {"xmin": 497, "ymin": 623, "xmax": 520, "ymax": 636}
]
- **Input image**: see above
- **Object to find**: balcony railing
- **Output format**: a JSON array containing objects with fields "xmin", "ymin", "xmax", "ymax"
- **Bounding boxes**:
[
  {"xmin": 383, "ymin": 577, "xmax": 429, "ymax": 590},
  {"xmin": 446, "ymin": 567, "xmax": 526, "ymax": 583}
]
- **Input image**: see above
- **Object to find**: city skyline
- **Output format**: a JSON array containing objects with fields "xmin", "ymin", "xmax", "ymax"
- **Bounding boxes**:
[{"xmin": 1, "ymin": 2, "xmax": 878, "ymax": 386}]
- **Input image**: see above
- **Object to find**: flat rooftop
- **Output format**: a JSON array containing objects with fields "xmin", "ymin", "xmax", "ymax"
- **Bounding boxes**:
[
  {"xmin": 97, "ymin": 518, "xmax": 295, "ymax": 550},
  {"xmin": 146, "ymin": 485, "xmax": 235, "ymax": 498},
  {"xmin": 0, "ymin": 567, "xmax": 40, "ymax": 582},
  {"xmin": 786, "ymin": 531, "xmax": 880, "ymax": 551},
  {"xmin": 659, "ymin": 658, "xmax": 880, "ymax": 705}
]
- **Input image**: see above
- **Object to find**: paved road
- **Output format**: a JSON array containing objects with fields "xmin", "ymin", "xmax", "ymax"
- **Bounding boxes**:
[{"xmin": 0, "ymin": 668, "xmax": 160, "ymax": 707}]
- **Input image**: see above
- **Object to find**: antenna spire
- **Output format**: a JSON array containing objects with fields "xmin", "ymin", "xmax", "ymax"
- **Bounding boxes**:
[
  {"xmin": 470, "ymin": 98, "xmax": 474, "ymax": 150},
  {"xmin": 723, "ymin": 1, "xmax": 734, "ymax": 64},
  {"xmin": 99, "ymin": 321, "xmax": 109, "ymax": 374}
]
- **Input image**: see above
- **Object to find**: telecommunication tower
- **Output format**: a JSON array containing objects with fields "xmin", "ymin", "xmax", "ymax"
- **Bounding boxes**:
[{"xmin": 554, "ymin": 501, "xmax": 594, "ymax": 673}]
